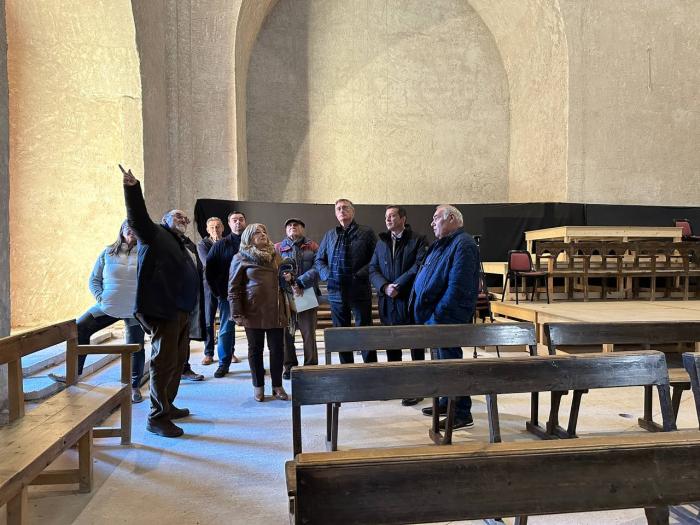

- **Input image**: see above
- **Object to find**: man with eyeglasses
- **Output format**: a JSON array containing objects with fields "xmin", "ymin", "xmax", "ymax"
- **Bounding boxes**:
[
  {"xmin": 121, "ymin": 165, "xmax": 198, "ymax": 438},
  {"xmin": 315, "ymin": 199, "xmax": 377, "ymax": 363}
]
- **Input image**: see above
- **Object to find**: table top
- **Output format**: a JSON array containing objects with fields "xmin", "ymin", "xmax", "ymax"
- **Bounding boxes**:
[{"xmin": 525, "ymin": 226, "xmax": 683, "ymax": 241}]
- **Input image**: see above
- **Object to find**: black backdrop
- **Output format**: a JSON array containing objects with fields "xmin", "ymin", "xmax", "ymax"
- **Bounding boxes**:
[{"xmin": 194, "ymin": 199, "xmax": 700, "ymax": 264}]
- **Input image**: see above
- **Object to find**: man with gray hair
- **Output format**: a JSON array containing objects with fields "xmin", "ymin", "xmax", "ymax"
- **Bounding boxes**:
[
  {"xmin": 122, "ymin": 165, "xmax": 197, "ymax": 438},
  {"xmin": 412, "ymin": 204, "xmax": 479, "ymax": 430}
]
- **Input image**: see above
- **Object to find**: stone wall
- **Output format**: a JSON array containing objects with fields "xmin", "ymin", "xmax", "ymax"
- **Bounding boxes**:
[
  {"xmin": 0, "ymin": 0, "xmax": 9, "ymax": 422},
  {"xmin": 7, "ymin": 1, "xmax": 143, "ymax": 327},
  {"xmin": 561, "ymin": 0, "xmax": 700, "ymax": 205}
]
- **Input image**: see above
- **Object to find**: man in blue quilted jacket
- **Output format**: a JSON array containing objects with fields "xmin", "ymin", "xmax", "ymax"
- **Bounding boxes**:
[{"xmin": 412, "ymin": 204, "xmax": 480, "ymax": 429}]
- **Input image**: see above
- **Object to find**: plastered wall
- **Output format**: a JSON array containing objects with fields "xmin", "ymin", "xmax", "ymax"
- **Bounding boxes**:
[
  {"xmin": 0, "ymin": 0, "xmax": 9, "ymax": 421},
  {"xmin": 246, "ymin": 0, "xmax": 510, "ymax": 204},
  {"xmin": 561, "ymin": 0, "xmax": 700, "ymax": 205},
  {"xmin": 7, "ymin": 1, "xmax": 143, "ymax": 327}
]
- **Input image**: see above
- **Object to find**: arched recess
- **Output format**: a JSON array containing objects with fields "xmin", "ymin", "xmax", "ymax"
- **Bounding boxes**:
[{"xmin": 232, "ymin": 0, "xmax": 568, "ymax": 204}]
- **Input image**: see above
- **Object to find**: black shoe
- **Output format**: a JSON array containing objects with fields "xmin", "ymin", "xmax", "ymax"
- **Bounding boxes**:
[
  {"xmin": 146, "ymin": 418, "xmax": 184, "ymax": 438},
  {"xmin": 181, "ymin": 369, "xmax": 204, "ymax": 381},
  {"xmin": 422, "ymin": 405, "xmax": 448, "ymax": 417},
  {"xmin": 214, "ymin": 365, "xmax": 229, "ymax": 378},
  {"xmin": 169, "ymin": 406, "xmax": 190, "ymax": 420},
  {"xmin": 438, "ymin": 415, "xmax": 474, "ymax": 430},
  {"xmin": 282, "ymin": 370, "xmax": 291, "ymax": 380},
  {"xmin": 402, "ymin": 397, "xmax": 423, "ymax": 407}
]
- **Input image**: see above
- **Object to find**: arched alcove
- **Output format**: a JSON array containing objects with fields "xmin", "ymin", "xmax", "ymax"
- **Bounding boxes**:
[
  {"xmin": 246, "ymin": 0, "xmax": 510, "ymax": 204},
  {"xmin": 232, "ymin": 0, "xmax": 569, "ymax": 204}
]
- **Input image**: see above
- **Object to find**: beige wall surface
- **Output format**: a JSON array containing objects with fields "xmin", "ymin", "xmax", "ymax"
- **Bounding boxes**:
[
  {"xmin": 561, "ymin": 0, "xmax": 700, "ymax": 205},
  {"xmin": 7, "ymin": 1, "xmax": 143, "ymax": 327},
  {"xmin": 246, "ymin": 0, "xmax": 509, "ymax": 204}
]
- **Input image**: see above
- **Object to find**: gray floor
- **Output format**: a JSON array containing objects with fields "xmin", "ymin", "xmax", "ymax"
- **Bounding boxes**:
[{"xmin": 6, "ymin": 336, "xmax": 700, "ymax": 525}]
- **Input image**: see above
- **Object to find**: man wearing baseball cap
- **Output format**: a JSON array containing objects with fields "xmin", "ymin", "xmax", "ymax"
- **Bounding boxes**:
[{"xmin": 275, "ymin": 218, "xmax": 321, "ymax": 379}]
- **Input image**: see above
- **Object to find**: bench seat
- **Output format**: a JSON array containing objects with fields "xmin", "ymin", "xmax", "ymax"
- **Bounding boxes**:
[{"xmin": 0, "ymin": 382, "xmax": 128, "ymax": 523}]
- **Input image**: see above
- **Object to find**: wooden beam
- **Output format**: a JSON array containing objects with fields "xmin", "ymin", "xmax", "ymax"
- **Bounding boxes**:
[
  {"xmin": 31, "ymin": 469, "xmax": 80, "ymax": 486},
  {"xmin": 6, "ymin": 486, "xmax": 28, "ymax": 525},
  {"xmin": 7, "ymin": 359, "xmax": 24, "ymax": 421},
  {"xmin": 0, "ymin": 320, "xmax": 76, "ymax": 364}
]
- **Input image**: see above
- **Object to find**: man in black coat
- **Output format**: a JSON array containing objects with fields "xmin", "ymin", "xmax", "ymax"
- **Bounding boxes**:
[
  {"xmin": 205, "ymin": 211, "xmax": 246, "ymax": 378},
  {"xmin": 315, "ymin": 199, "xmax": 377, "ymax": 363},
  {"xmin": 369, "ymin": 205, "xmax": 428, "ymax": 405},
  {"xmin": 121, "ymin": 166, "xmax": 197, "ymax": 438}
]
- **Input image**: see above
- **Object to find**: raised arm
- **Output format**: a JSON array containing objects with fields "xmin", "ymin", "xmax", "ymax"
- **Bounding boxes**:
[{"xmin": 120, "ymin": 165, "xmax": 159, "ymax": 244}]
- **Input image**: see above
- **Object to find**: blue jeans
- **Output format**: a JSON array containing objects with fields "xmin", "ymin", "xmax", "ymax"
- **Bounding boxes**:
[
  {"xmin": 435, "ymin": 346, "xmax": 472, "ymax": 420},
  {"xmin": 329, "ymin": 297, "xmax": 376, "ymax": 364},
  {"xmin": 217, "ymin": 299, "xmax": 236, "ymax": 367},
  {"xmin": 76, "ymin": 311, "xmax": 145, "ymax": 388}
]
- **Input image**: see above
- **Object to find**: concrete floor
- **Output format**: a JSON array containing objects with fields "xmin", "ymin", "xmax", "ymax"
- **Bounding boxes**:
[{"xmin": 6, "ymin": 336, "xmax": 700, "ymax": 525}]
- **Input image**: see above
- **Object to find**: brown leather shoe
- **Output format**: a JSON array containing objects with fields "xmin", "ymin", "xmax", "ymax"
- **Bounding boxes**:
[
  {"xmin": 201, "ymin": 355, "xmax": 214, "ymax": 365},
  {"xmin": 272, "ymin": 386, "xmax": 289, "ymax": 401},
  {"xmin": 254, "ymin": 386, "xmax": 264, "ymax": 402}
]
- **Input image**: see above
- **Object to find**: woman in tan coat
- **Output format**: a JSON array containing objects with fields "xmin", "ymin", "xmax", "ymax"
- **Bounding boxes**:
[{"xmin": 228, "ymin": 223, "xmax": 289, "ymax": 401}]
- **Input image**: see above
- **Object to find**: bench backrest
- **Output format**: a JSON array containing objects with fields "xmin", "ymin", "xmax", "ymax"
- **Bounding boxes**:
[
  {"xmin": 292, "ymin": 350, "xmax": 674, "ymax": 453},
  {"xmin": 291, "ymin": 432, "xmax": 700, "ymax": 525},
  {"xmin": 544, "ymin": 321, "xmax": 700, "ymax": 356},
  {"xmin": 323, "ymin": 322, "xmax": 537, "ymax": 363},
  {"xmin": 0, "ymin": 320, "xmax": 78, "ymax": 421}
]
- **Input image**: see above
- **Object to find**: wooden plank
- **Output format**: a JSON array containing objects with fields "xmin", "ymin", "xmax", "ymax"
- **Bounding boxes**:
[
  {"xmin": 545, "ymin": 321, "xmax": 700, "ymax": 350},
  {"xmin": 292, "ymin": 351, "xmax": 669, "ymax": 406},
  {"xmin": 78, "ymin": 430, "xmax": 93, "ymax": 493},
  {"xmin": 77, "ymin": 344, "xmax": 141, "ymax": 355},
  {"xmin": 93, "ymin": 427, "xmax": 122, "ymax": 439},
  {"xmin": 0, "ymin": 320, "xmax": 76, "ymax": 363},
  {"xmin": 324, "ymin": 323, "xmax": 537, "ymax": 353},
  {"xmin": 31, "ymin": 469, "xmax": 80, "ymax": 486},
  {"xmin": 294, "ymin": 432, "xmax": 700, "ymax": 525}
]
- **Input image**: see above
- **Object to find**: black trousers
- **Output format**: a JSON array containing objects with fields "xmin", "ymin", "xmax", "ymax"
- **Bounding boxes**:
[
  {"xmin": 245, "ymin": 327, "xmax": 284, "ymax": 388},
  {"xmin": 329, "ymin": 297, "xmax": 376, "ymax": 364},
  {"xmin": 144, "ymin": 311, "xmax": 190, "ymax": 421}
]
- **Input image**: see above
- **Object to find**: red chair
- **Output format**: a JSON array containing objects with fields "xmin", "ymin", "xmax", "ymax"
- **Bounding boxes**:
[
  {"xmin": 501, "ymin": 250, "xmax": 550, "ymax": 304},
  {"xmin": 674, "ymin": 218, "xmax": 700, "ymax": 241}
]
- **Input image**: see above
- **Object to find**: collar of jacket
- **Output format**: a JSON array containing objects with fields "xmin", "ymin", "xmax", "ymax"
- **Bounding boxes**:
[
  {"xmin": 378, "ymin": 225, "xmax": 412, "ymax": 244},
  {"xmin": 161, "ymin": 224, "xmax": 187, "ymax": 246},
  {"xmin": 335, "ymin": 220, "xmax": 357, "ymax": 235},
  {"xmin": 435, "ymin": 227, "xmax": 464, "ymax": 247},
  {"xmin": 279, "ymin": 236, "xmax": 308, "ymax": 250}
]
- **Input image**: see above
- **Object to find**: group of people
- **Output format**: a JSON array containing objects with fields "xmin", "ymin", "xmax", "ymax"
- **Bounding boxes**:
[{"xmin": 67, "ymin": 166, "xmax": 480, "ymax": 438}]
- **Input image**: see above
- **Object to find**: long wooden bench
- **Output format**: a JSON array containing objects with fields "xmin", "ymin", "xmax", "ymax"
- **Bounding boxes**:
[
  {"xmin": 543, "ymin": 321, "xmax": 700, "ymax": 438},
  {"xmin": 0, "ymin": 320, "xmax": 135, "ymax": 525},
  {"xmin": 320, "ymin": 322, "xmax": 537, "ymax": 450},
  {"xmin": 288, "ymin": 350, "xmax": 678, "ymax": 524}
]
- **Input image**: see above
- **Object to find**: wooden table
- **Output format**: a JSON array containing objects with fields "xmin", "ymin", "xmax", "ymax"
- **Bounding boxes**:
[{"xmin": 525, "ymin": 226, "xmax": 683, "ymax": 253}]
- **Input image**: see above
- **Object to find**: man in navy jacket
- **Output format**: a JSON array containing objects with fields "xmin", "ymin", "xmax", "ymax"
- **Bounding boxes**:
[
  {"xmin": 315, "ymin": 199, "xmax": 377, "ymax": 363},
  {"xmin": 205, "ymin": 211, "xmax": 246, "ymax": 378},
  {"xmin": 412, "ymin": 204, "xmax": 480, "ymax": 429},
  {"xmin": 369, "ymin": 205, "xmax": 428, "ymax": 405}
]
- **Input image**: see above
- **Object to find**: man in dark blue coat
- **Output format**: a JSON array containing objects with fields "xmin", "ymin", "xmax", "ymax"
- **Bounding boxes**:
[
  {"xmin": 121, "ymin": 166, "xmax": 197, "ymax": 438},
  {"xmin": 205, "ymin": 211, "xmax": 246, "ymax": 378},
  {"xmin": 412, "ymin": 204, "xmax": 480, "ymax": 429},
  {"xmin": 315, "ymin": 199, "xmax": 377, "ymax": 363},
  {"xmin": 369, "ymin": 205, "xmax": 428, "ymax": 405}
]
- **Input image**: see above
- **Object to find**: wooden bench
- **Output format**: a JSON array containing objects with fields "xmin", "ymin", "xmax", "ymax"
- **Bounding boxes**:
[
  {"xmin": 288, "ymin": 350, "xmax": 678, "ymax": 525},
  {"xmin": 543, "ymin": 321, "xmax": 700, "ymax": 438},
  {"xmin": 0, "ymin": 320, "xmax": 135, "ymax": 525},
  {"xmin": 320, "ymin": 322, "xmax": 537, "ymax": 450}
]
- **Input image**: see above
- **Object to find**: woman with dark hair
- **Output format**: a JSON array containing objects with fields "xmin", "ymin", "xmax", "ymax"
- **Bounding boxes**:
[
  {"xmin": 228, "ymin": 223, "xmax": 289, "ymax": 402},
  {"xmin": 49, "ymin": 220, "xmax": 146, "ymax": 403}
]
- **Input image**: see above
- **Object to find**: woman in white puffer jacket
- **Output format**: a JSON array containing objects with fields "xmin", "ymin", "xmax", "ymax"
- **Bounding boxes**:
[{"xmin": 50, "ymin": 220, "xmax": 146, "ymax": 403}]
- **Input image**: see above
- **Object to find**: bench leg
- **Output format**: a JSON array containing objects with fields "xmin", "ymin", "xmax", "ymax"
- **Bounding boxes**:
[
  {"xmin": 514, "ymin": 516, "xmax": 528, "ymax": 525},
  {"xmin": 644, "ymin": 506, "xmax": 669, "ymax": 525},
  {"xmin": 121, "ymin": 389, "xmax": 132, "ymax": 445},
  {"xmin": 330, "ymin": 403, "xmax": 340, "ymax": 451},
  {"xmin": 429, "ymin": 397, "xmax": 454, "ymax": 445},
  {"xmin": 325, "ymin": 403, "xmax": 332, "ymax": 443},
  {"xmin": 566, "ymin": 389, "xmax": 588, "ymax": 438},
  {"xmin": 7, "ymin": 487, "xmax": 29, "ymax": 525},
  {"xmin": 78, "ymin": 430, "xmax": 93, "ymax": 493},
  {"xmin": 670, "ymin": 384, "xmax": 688, "ymax": 424},
  {"xmin": 546, "ymin": 391, "xmax": 571, "ymax": 439},
  {"xmin": 638, "ymin": 385, "xmax": 664, "ymax": 432}
]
